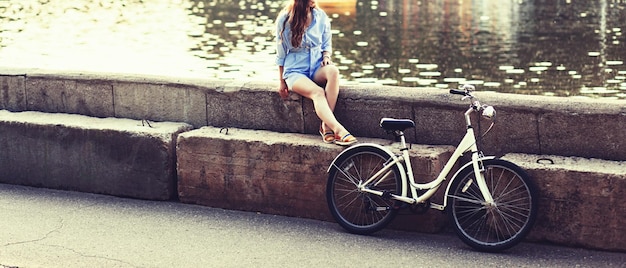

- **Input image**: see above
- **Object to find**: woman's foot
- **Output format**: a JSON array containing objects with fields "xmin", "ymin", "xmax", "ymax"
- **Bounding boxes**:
[{"xmin": 319, "ymin": 124, "xmax": 335, "ymax": 144}]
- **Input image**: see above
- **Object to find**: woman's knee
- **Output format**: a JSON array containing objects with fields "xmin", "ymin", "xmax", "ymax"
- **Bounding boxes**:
[
  {"xmin": 325, "ymin": 65, "xmax": 339, "ymax": 79},
  {"xmin": 293, "ymin": 80, "xmax": 325, "ymax": 98},
  {"xmin": 314, "ymin": 65, "xmax": 339, "ymax": 85},
  {"xmin": 310, "ymin": 86, "xmax": 327, "ymax": 99}
]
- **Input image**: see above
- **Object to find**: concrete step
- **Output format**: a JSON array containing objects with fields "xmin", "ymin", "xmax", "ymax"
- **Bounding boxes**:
[
  {"xmin": 1, "ymin": 109, "xmax": 625, "ymax": 251},
  {"xmin": 176, "ymin": 126, "xmax": 457, "ymax": 233},
  {"xmin": 0, "ymin": 110, "xmax": 192, "ymax": 200},
  {"xmin": 503, "ymin": 153, "xmax": 626, "ymax": 251},
  {"xmin": 177, "ymin": 126, "xmax": 626, "ymax": 251}
]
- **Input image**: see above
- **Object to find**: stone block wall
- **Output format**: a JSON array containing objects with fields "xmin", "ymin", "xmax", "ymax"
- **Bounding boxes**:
[
  {"xmin": 503, "ymin": 153, "xmax": 626, "ymax": 251},
  {"xmin": 176, "ymin": 126, "xmax": 456, "ymax": 233},
  {"xmin": 1, "ymin": 107, "xmax": 625, "ymax": 251},
  {"xmin": 0, "ymin": 110, "xmax": 192, "ymax": 200},
  {"xmin": 1, "ymin": 70, "xmax": 625, "ymax": 161},
  {"xmin": 176, "ymin": 126, "xmax": 336, "ymax": 220},
  {"xmin": 2, "ymin": 69, "xmax": 626, "ymax": 251}
]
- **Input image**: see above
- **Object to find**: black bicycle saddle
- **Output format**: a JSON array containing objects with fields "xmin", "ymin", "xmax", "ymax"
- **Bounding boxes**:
[{"xmin": 379, "ymin": 118, "xmax": 415, "ymax": 132}]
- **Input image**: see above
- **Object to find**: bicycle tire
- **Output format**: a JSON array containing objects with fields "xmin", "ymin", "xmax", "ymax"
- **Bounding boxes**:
[
  {"xmin": 326, "ymin": 145, "xmax": 402, "ymax": 235},
  {"xmin": 447, "ymin": 159, "xmax": 538, "ymax": 252}
]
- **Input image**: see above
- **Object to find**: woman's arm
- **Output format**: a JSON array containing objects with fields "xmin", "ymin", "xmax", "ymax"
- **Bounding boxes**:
[
  {"xmin": 319, "ymin": 10, "xmax": 332, "ymax": 66},
  {"xmin": 320, "ymin": 11, "xmax": 332, "ymax": 57},
  {"xmin": 275, "ymin": 12, "xmax": 288, "ymax": 66},
  {"xmin": 275, "ymin": 12, "xmax": 289, "ymax": 99},
  {"xmin": 278, "ymin": 65, "xmax": 289, "ymax": 99}
]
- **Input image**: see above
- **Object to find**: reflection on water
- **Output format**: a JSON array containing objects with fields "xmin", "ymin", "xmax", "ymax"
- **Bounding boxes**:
[
  {"xmin": 0, "ymin": 0, "xmax": 211, "ymax": 77},
  {"xmin": 0, "ymin": 0, "xmax": 625, "ymax": 99}
]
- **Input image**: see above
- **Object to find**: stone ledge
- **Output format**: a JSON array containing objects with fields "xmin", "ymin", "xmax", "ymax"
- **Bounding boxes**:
[
  {"xmin": 176, "ymin": 128, "xmax": 626, "ymax": 251},
  {"xmin": 176, "ymin": 126, "xmax": 456, "ymax": 233},
  {"xmin": 3, "ymin": 71, "xmax": 625, "ymax": 161},
  {"xmin": 0, "ymin": 110, "xmax": 192, "ymax": 200},
  {"xmin": 502, "ymin": 153, "xmax": 626, "ymax": 252}
]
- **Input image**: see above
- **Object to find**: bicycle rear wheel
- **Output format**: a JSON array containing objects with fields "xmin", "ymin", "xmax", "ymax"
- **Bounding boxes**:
[
  {"xmin": 326, "ymin": 146, "xmax": 402, "ymax": 235},
  {"xmin": 448, "ymin": 159, "xmax": 538, "ymax": 252}
]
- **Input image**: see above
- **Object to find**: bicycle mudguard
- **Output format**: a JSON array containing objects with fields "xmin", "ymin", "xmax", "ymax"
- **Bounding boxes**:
[
  {"xmin": 327, "ymin": 143, "xmax": 408, "ymax": 198},
  {"xmin": 327, "ymin": 143, "xmax": 395, "ymax": 172},
  {"xmin": 442, "ymin": 155, "xmax": 497, "ymax": 208}
]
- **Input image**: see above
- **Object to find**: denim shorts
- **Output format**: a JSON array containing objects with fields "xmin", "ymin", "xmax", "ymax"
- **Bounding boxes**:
[
  {"xmin": 284, "ymin": 73, "xmax": 309, "ymax": 89},
  {"xmin": 284, "ymin": 62, "xmax": 323, "ymax": 89}
]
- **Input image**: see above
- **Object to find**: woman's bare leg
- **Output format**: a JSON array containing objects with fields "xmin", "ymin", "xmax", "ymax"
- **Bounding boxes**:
[
  {"xmin": 314, "ymin": 65, "xmax": 340, "ymax": 132},
  {"xmin": 291, "ymin": 77, "xmax": 350, "ymax": 138}
]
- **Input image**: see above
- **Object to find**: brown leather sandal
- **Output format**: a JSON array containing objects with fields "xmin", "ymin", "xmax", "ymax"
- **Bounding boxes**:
[
  {"xmin": 335, "ymin": 133, "xmax": 357, "ymax": 146},
  {"xmin": 319, "ymin": 127, "xmax": 335, "ymax": 144}
]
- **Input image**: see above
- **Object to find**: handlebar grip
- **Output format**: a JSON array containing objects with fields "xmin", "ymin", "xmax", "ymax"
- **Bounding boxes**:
[{"xmin": 449, "ymin": 89, "xmax": 466, "ymax": 95}]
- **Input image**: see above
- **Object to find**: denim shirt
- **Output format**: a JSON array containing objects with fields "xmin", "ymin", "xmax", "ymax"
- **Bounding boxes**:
[{"xmin": 275, "ymin": 8, "xmax": 332, "ymax": 79}]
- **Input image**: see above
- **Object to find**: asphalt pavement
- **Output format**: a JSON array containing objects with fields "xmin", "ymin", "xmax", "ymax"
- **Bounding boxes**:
[{"xmin": 0, "ymin": 184, "xmax": 624, "ymax": 268}]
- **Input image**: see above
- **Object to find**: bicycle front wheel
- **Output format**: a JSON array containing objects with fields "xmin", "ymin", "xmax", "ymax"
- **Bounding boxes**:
[
  {"xmin": 326, "ymin": 146, "xmax": 403, "ymax": 235},
  {"xmin": 448, "ymin": 159, "xmax": 538, "ymax": 252}
]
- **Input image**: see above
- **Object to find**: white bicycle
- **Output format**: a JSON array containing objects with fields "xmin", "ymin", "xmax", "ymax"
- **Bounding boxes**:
[{"xmin": 326, "ymin": 85, "xmax": 538, "ymax": 252}]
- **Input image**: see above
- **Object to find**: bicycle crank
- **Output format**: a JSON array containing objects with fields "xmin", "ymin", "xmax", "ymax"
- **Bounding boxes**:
[{"xmin": 409, "ymin": 200, "xmax": 430, "ymax": 214}]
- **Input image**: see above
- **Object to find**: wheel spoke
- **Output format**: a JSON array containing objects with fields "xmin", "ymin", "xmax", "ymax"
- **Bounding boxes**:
[
  {"xmin": 327, "ymin": 147, "xmax": 402, "ymax": 235},
  {"xmin": 448, "ymin": 194, "xmax": 485, "ymax": 205},
  {"xmin": 448, "ymin": 160, "xmax": 537, "ymax": 251}
]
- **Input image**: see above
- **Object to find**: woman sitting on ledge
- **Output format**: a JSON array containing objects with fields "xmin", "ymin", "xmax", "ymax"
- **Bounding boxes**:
[{"xmin": 275, "ymin": 0, "xmax": 357, "ymax": 146}]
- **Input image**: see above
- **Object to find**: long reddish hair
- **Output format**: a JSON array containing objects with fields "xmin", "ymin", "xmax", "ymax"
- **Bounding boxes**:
[{"xmin": 281, "ymin": 0, "xmax": 316, "ymax": 47}]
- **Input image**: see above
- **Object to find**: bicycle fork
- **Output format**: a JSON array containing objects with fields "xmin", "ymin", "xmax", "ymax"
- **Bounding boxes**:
[
  {"xmin": 471, "ymin": 152, "xmax": 495, "ymax": 205},
  {"xmin": 460, "ymin": 105, "xmax": 496, "ymax": 206}
]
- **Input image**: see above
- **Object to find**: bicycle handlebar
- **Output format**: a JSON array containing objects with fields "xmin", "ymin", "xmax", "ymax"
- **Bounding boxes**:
[
  {"xmin": 449, "ymin": 89, "xmax": 467, "ymax": 96},
  {"xmin": 450, "ymin": 84, "xmax": 496, "ymax": 120},
  {"xmin": 450, "ymin": 84, "xmax": 476, "ymax": 99}
]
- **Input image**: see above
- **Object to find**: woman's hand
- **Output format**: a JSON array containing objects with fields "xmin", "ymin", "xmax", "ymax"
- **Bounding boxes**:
[
  {"xmin": 278, "ymin": 81, "xmax": 289, "ymax": 99},
  {"xmin": 277, "ymin": 66, "xmax": 289, "ymax": 99},
  {"xmin": 321, "ymin": 55, "xmax": 332, "ymax": 66}
]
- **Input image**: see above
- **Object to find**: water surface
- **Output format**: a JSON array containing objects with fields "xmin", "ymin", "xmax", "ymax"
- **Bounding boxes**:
[{"xmin": 1, "ymin": 0, "xmax": 625, "ymax": 99}]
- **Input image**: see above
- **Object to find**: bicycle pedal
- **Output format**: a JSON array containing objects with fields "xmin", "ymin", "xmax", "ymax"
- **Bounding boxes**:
[
  {"xmin": 410, "ymin": 202, "xmax": 430, "ymax": 214},
  {"xmin": 365, "ymin": 206, "xmax": 391, "ymax": 212}
]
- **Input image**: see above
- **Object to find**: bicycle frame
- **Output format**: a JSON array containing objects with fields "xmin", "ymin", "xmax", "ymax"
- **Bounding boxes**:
[
  {"xmin": 326, "ymin": 87, "xmax": 537, "ymax": 252},
  {"xmin": 330, "ymin": 105, "xmax": 496, "ymax": 211}
]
